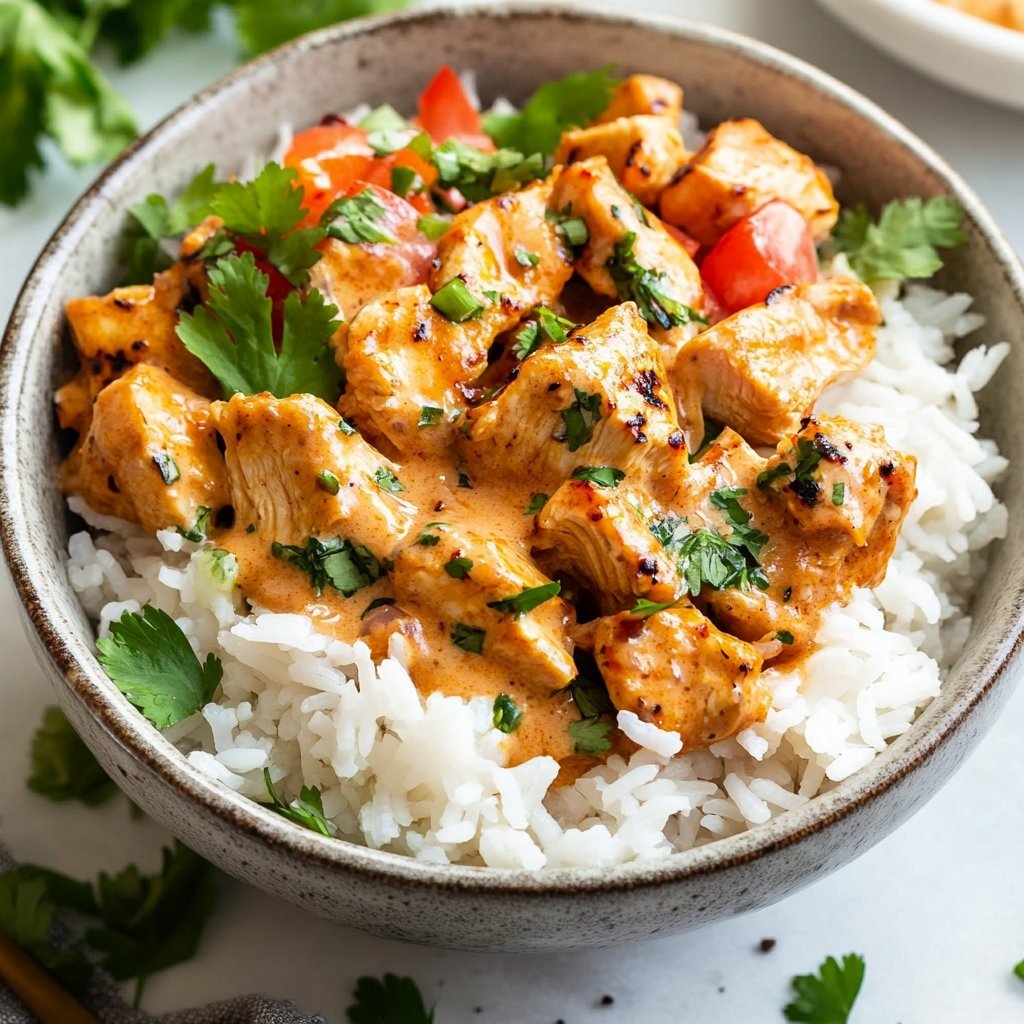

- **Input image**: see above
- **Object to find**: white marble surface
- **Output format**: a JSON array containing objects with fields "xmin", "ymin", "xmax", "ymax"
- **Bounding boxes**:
[{"xmin": 1, "ymin": 1, "xmax": 1023, "ymax": 1020}]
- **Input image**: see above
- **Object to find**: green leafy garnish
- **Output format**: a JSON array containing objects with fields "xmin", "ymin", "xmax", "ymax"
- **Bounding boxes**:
[
  {"xmin": 776, "ymin": 630, "xmax": 795, "ymax": 645},
  {"xmin": 272, "ymin": 536, "xmax": 384, "ymax": 598},
  {"xmin": 483, "ymin": 66, "xmax": 619, "ymax": 156},
  {"xmin": 607, "ymin": 231, "xmax": 706, "ymax": 330},
  {"xmin": 832, "ymin": 482, "xmax": 845, "ymax": 506},
  {"xmin": 486, "ymin": 581, "xmax": 561, "ymax": 618},
  {"xmin": 418, "ymin": 406, "xmax": 444, "ymax": 428},
  {"xmin": 152, "ymin": 452, "xmax": 179, "ymax": 485},
  {"xmin": 1014, "ymin": 959, "xmax": 1024, "ymax": 983},
  {"xmin": 415, "ymin": 521, "xmax": 448, "ymax": 546},
  {"xmin": 176, "ymin": 251, "xmax": 342, "ymax": 402},
  {"xmin": 443, "ymin": 556, "xmax": 473, "ymax": 579},
  {"xmin": 317, "ymin": 469, "xmax": 341, "ymax": 494},
  {"xmin": 572, "ymin": 465, "xmax": 624, "ymax": 488},
  {"xmin": 524, "ymin": 492, "xmax": 549, "ymax": 515},
  {"xmin": 568, "ymin": 717, "xmax": 613, "ymax": 756},
  {"xmin": 175, "ymin": 505, "xmax": 212, "ymax": 544},
  {"xmin": 710, "ymin": 487, "xmax": 769, "ymax": 563},
  {"xmin": 347, "ymin": 973, "xmax": 435, "ymax": 1024},
  {"xmin": 96, "ymin": 606, "xmax": 222, "ymax": 729},
  {"xmin": 27, "ymin": 706, "xmax": 115, "ymax": 806},
  {"xmin": 492, "ymin": 694, "xmax": 523, "ymax": 734},
  {"xmin": 512, "ymin": 306, "xmax": 578, "ymax": 359},
  {"xmin": 559, "ymin": 676, "xmax": 614, "ymax": 719},
  {"xmin": 430, "ymin": 276, "xmax": 487, "ymax": 322},
  {"xmin": 261, "ymin": 768, "xmax": 331, "ymax": 836},
  {"xmin": 514, "ymin": 246, "xmax": 540, "ymax": 267},
  {"xmin": 338, "ymin": 417, "xmax": 359, "ymax": 436},
  {"xmin": 450, "ymin": 622, "xmax": 485, "ymax": 654},
  {"xmin": 373, "ymin": 466, "xmax": 405, "ymax": 493},
  {"xmin": 416, "ymin": 213, "xmax": 451, "ymax": 240},
  {"xmin": 783, "ymin": 953, "xmax": 866, "ymax": 1024},
  {"xmin": 321, "ymin": 187, "xmax": 399, "ymax": 245},
  {"xmin": 629, "ymin": 598, "xmax": 677, "ymax": 619},
  {"xmin": 560, "ymin": 388, "xmax": 603, "ymax": 451},
  {"xmin": 833, "ymin": 196, "xmax": 965, "ymax": 283},
  {"xmin": 431, "ymin": 139, "xmax": 544, "ymax": 202}
]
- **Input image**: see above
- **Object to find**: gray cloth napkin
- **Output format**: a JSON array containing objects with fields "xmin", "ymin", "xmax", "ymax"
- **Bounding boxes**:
[{"xmin": 0, "ymin": 842, "xmax": 326, "ymax": 1024}]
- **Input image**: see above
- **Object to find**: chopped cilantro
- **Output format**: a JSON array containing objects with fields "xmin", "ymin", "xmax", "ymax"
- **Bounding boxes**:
[
  {"xmin": 560, "ymin": 388, "xmax": 603, "ymax": 451},
  {"xmin": 176, "ymin": 251, "xmax": 342, "ymax": 402},
  {"xmin": 548, "ymin": 207, "xmax": 590, "ymax": 248},
  {"xmin": 271, "ymin": 536, "xmax": 384, "ymax": 597},
  {"xmin": 317, "ymin": 469, "xmax": 340, "ymax": 495},
  {"xmin": 513, "ymin": 306, "xmax": 577, "ymax": 359},
  {"xmin": 525, "ymin": 492, "xmax": 550, "ymax": 515},
  {"xmin": 262, "ymin": 769, "xmax": 331, "ymax": 836},
  {"xmin": 514, "ymin": 246, "xmax": 540, "ymax": 267},
  {"xmin": 175, "ymin": 505, "xmax": 212, "ymax": 544},
  {"xmin": 776, "ymin": 630, "xmax": 795, "ymax": 645},
  {"xmin": 347, "ymin": 973, "xmax": 435, "ymax": 1024},
  {"xmin": 391, "ymin": 167, "xmax": 420, "ymax": 202},
  {"xmin": 832, "ymin": 482, "xmax": 846, "ymax": 506},
  {"xmin": 756, "ymin": 461, "xmax": 794, "ymax": 489},
  {"xmin": 431, "ymin": 139, "xmax": 544, "ymax": 202},
  {"xmin": 418, "ymin": 406, "xmax": 444, "ymax": 428},
  {"xmin": 486, "ymin": 581, "xmax": 561, "ymax": 618},
  {"xmin": 450, "ymin": 622, "xmax": 485, "ymax": 654},
  {"xmin": 27, "ymin": 706, "xmax": 115, "ymax": 806},
  {"xmin": 1014, "ymin": 959, "xmax": 1024, "ymax": 983},
  {"xmin": 629, "ymin": 598, "xmax": 677, "ymax": 619},
  {"xmin": 321, "ymin": 187, "xmax": 399, "ymax": 245},
  {"xmin": 833, "ymin": 197, "xmax": 965, "ymax": 283},
  {"xmin": 783, "ymin": 952, "xmax": 866, "ymax": 1023},
  {"xmin": 374, "ymin": 467, "xmax": 405, "ymax": 493},
  {"xmin": 152, "ymin": 452, "xmax": 179, "ymax": 485},
  {"xmin": 607, "ymin": 231, "xmax": 706, "ymax": 330},
  {"xmin": 512, "ymin": 321, "xmax": 540, "ymax": 359},
  {"xmin": 338, "ymin": 417, "xmax": 358, "ymax": 436},
  {"xmin": 568, "ymin": 717, "xmax": 613, "ymax": 756},
  {"xmin": 492, "ymin": 694, "xmax": 523, "ymax": 734},
  {"xmin": 96, "ymin": 606, "xmax": 222, "ymax": 730},
  {"xmin": 558, "ymin": 676, "xmax": 614, "ymax": 719},
  {"xmin": 443, "ymin": 556, "xmax": 473, "ymax": 579},
  {"xmin": 416, "ymin": 521, "xmax": 449, "ymax": 546},
  {"xmin": 571, "ymin": 465, "xmax": 624, "ymax": 488},
  {"xmin": 457, "ymin": 472, "xmax": 473, "ymax": 489}
]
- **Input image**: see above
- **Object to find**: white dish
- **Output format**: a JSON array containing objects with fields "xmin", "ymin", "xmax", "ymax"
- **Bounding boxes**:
[{"xmin": 815, "ymin": 0, "xmax": 1024, "ymax": 110}]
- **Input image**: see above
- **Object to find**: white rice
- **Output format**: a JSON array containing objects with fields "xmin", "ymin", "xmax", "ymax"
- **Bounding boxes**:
[{"xmin": 65, "ymin": 284, "xmax": 1008, "ymax": 868}]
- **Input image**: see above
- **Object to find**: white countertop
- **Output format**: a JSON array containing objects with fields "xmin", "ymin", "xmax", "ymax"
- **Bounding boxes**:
[{"xmin": 1, "ymin": 1, "xmax": 1022, "ymax": 1021}]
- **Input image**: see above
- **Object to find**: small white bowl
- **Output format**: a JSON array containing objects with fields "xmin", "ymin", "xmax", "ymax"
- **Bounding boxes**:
[{"xmin": 815, "ymin": 0, "xmax": 1024, "ymax": 110}]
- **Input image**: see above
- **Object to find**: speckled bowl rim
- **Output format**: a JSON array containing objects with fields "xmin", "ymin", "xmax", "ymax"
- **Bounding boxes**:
[{"xmin": 3, "ymin": 3, "xmax": 1024, "ymax": 897}]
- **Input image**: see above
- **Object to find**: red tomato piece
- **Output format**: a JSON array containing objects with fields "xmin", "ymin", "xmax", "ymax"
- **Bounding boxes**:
[
  {"xmin": 416, "ymin": 64, "xmax": 494, "ymax": 150},
  {"xmin": 699, "ymin": 200, "xmax": 818, "ymax": 315}
]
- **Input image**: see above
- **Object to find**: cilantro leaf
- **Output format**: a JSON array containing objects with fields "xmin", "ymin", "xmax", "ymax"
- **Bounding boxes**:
[
  {"xmin": 1014, "ymin": 959, "xmax": 1024, "ymax": 983},
  {"xmin": 322, "ymin": 187, "xmax": 399, "ymax": 245},
  {"xmin": 84, "ymin": 841, "xmax": 217, "ymax": 1005},
  {"xmin": 486, "ymin": 581, "xmax": 561, "ymax": 618},
  {"xmin": 176, "ymin": 250, "xmax": 342, "ymax": 402},
  {"xmin": 347, "ymin": 973, "xmax": 435, "ymax": 1024},
  {"xmin": 96, "ymin": 606, "xmax": 222, "ymax": 729},
  {"xmin": 558, "ymin": 676, "xmax": 614, "ymax": 719},
  {"xmin": 783, "ymin": 953, "xmax": 866, "ymax": 1024},
  {"xmin": 431, "ymin": 139, "xmax": 544, "ymax": 202},
  {"xmin": 261, "ymin": 768, "xmax": 332, "ymax": 836},
  {"xmin": 524, "ymin": 492, "xmax": 549, "ymax": 515},
  {"xmin": 629, "ymin": 598, "xmax": 677, "ymax": 619},
  {"xmin": 234, "ymin": 0, "xmax": 411, "ymax": 57},
  {"xmin": 443, "ymin": 555, "xmax": 473, "ymax": 579},
  {"xmin": 450, "ymin": 622, "xmax": 485, "ymax": 655},
  {"xmin": 492, "ymin": 694, "xmax": 523, "ymax": 734},
  {"xmin": 560, "ymin": 388, "xmax": 602, "ymax": 451},
  {"xmin": 833, "ymin": 197, "xmax": 965, "ymax": 283},
  {"xmin": 568, "ymin": 717, "xmax": 613, "ymax": 756},
  {"xmin": 483, "ymin": 66, "xmax": 620, "ymax": 156},
  {"xmin": 571, "ymin": 465, "xmax": 624, "ymax": 488},
  {"xmin": 27, "ymin": 705, "xmax": 116, "ymax": 806},
  {"xmin": 0, "ymin": 0, "xmax": 137, "ymax": 206},
  {"xmin": 272, "ymin": 536, "xmax": 384, "ymax": 598}
]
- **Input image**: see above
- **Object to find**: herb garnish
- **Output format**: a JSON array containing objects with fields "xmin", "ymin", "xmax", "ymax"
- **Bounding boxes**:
[
  {"xmin": 347, "ymin": 973, "xmax": 435, "ymax": 1024},
  {"xmin": 629, "ymin": 598, "xmax": 677, "ymax": 619},
  {"xmin": 776, "ymin": 630, "xmax": 795, "ymax": 645},
  {"xmin": 418, "ymin": 406, "xmax": 444, "ymax": 428},
  {"xmin": 558, "ymin": 676, "xmax": 615, "ymax": 719},
  {"xmin": 606, "ymin": 232, "xmax": 706, "ymax": 330},
  {"xmin": 443, "ymin": 556, "xmax": 473, "ymax": 579},
  {"xmin": 560, "ymin": 388, "xmax": 602, "ymax": 451},
  {"xmin": 486, "ymin": 581, "xmax": 561, "ymax": 618},
  {"xmin": 176, "ymin": 506, "xmax": 212, "ymax": 544},
  {"xmin": 525, "ymin": 492, "xmax": 550, "ymax": 515},
  {"xmin": 492, "ymin": 694, "xmax": 523, "ymax": 734},
  {"xmin": 430, "ymin": 277, "xmax": 487, "ymax": 322},
  {"xmin": 374, "ymin": 466, "xmax": 405, "ymax": 493},
  {"xmin": 96, "ymin": 606, "xmax": 222, "ymax": 729},
  {"xmin": 338, "ymin": 418, "xmax": 358, "ymax": 436},
  {"xmin": 431, "ymin": 139, "xmax": 544, "ymax": 202},
  {"xmin": 271, "ymin": 536, "xmax": 384, "ymax": 598},
  {"xmin": 783, "ymin": 952, "xmax": 866, "ymax": 1023},
  {"xmin": 514, "ymin": 247, "xmax": 540, "ymax": 266},
  {"xmin": 568, "ymin": 717, "xmax": 613, "ymax": 756},
  {"xmin": 450, "ymin": 622, "xmax": 485, "ymax": 654},
  {"xmin": 512, "ymin": 306, "xmax": 578, "ymax": 358},
  {"xmin": 416, "ymin": 521, "xmax": 449, "ymax": 546},
  {"xmin": 317, "ymin": 469, "xmax": 341, "ymax": 494},
  {"xmin": 28, "ymin": 706, "xmax": 116, "ymax": 806},
  {"xmin": 572, "ymin": 465, "xmax": 625, "ymax": 488},
  {"xmin": 152, "ymin": 452, "xmax": 179, "ymax": 485},
  {"xmin": 832, "ymin": 482, "xmax": 846, "ymax": 506},
  {"xmin": 320, "ymin": 187, "xmax": 399, "ymax": 245},
  {"xmin": 261, "ymin": 769, "xmax": 331, "ymax": 836},
  {"xmin": 417, "ymin": 213, "xmax": 452, "ymax": 240}
]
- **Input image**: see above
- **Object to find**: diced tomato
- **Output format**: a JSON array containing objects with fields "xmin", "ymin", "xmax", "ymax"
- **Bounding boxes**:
[
  {"xmin": 416, "ymin": 64, "xmax": 494, "ymax": 150},
  {"xmin": 663, "ymin": 222, "xmax": 701, "ymax": 259},
  {"xmin": 699, "ymin": 200, "xmax": 818, "ymax": 315},
  {"xmin": 285, "ymin": 121, "xmax": 376, "ymax": 225}
]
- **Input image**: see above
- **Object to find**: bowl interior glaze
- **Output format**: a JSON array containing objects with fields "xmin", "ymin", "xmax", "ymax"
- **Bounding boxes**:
[{"xmin": 2, "ymin": 4, "xmax": 1023, "ymax": 952}]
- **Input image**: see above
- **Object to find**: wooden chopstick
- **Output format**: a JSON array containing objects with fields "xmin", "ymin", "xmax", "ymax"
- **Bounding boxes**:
[{"xmin": 0, "ymin": 929, "xmax": 102, "ymax": 1024}]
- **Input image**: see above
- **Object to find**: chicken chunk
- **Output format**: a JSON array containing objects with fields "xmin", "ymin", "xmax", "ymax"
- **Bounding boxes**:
[
  {"xmin": 550, "ymin": 157, "xmax": 704, "ymax": 371},
  {"xmin": 659, "ymin": 118, "xmax": 839, "ymax": 245},
  {"xmin": 460, "ymin": 303, "xmax": 682, "ymax": 491},
  {"xmin": 340, "ymin": 286, "xmax": 480, "ymax": 458},
  {"xmin": 60, "ymin": 364, "xmax": 227, "ymax": 534},
  {"xmin": 56, "ymin": 262, "xmax": 216, "ymax": 435},
  {"xmin": 211, "ymin": 392, "xmax": 415, "ymax": 551},
  {"xmin": 593, "ymin": 605, "xmax": 769, "ymax": 749},
  {"xmin": 391, "ymin": 523, "xmax": 577, "ymax": 690},
  {"xmin": 554, "ymin": 115, "xmax": 687, "ymax": 207},
  {"xmin": 669, "ymin": 278, "xmax": 881, "ymax": 447},
  {"xmin": 531, "ymin": 477, "xmax": 680, "ymax": 615},
  {"xmin": 595, "ymin": 74, "xmax": 684, "ymax": 124}
]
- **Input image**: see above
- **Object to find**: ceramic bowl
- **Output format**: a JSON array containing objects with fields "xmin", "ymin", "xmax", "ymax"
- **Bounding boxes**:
[
  {"xmin": 814, "ymin": 0, "xmax": 1024, "ymax": 111},
  {"xmin": 2, "ymin": 3, "xmax": 1023, "ymax": 953}
]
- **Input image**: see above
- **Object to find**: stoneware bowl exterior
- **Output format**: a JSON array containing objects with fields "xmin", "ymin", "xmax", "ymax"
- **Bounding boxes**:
[{"xmin": 2, "ymin": 4, "xmax": 1023, "ymax": 953}]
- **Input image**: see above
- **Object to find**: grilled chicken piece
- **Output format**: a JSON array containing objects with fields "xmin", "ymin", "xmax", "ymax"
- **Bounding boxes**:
[
  {"xmin": 56, "ymin": 263, "xmax": 216, "ymax": 435},
  {"xmin": 593, "ymin": 605, "xmax": 769, "ymax": 749},
  {"xmin": 60, "ymin": 364, "xmax": 227, "ymax": 533},
  {"xmin": 460, "ymin": 303, "xmax": 682, "ymax": 491},
  {"xmin": 211, "ymin": 392, "xmax": 415, "ymax": 552},
  {"xmin": 340, "ymin": 285, "xmax": 479, "ymax": 458},
  {"xmin": 550, "ymin": 157, "xmax": 704, "ymax": 367},
  {"xmin": 669, "ymin": 278, "xmax": 881, "ymax": 447},
  {"xmin": 309, "ymin": 184, "xmax": 436, "ymax": 323},
  {"xmin": 430, "ymin": 176, "xmax": 574, "ymax": 337},
  {"xmin": 391, "ymin": 523, "xmax": 577, "ymax": 690},
  {"xmin": 531, "ymin": 477, "xmax": 680, "ymax": 615},
  {"xmin": 595, "ymin": 74, "xmax": 684, "ymax": 124},
  {"xmin": 759, "ymin": 415, "xmax": 918, "ymax": 587},
  {"xmin": 659, "ymin": 118, "xmax": 839, "ymax": 245},
  {"xmin": 554, "ymin": 115, "xmax": 687, "ymax": 206}
]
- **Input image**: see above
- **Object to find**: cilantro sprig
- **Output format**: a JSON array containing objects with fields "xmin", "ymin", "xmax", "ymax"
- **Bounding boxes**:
[
  {"xmin": 27, "ymin": 706, "xmax": 116, "ymax": 806},
  {"xmin": 96, "ymin": 606, "xmax": 223, "ymax": 729},
  {"xmin": 262, "ymin": 768, "xmax": 332, "ymax": 836},
  {"xmin": 833, "ymin": 196, "xmax": 965, "ymax": 283},
  {"xmin": 784, "ymin": 952, "xmax": 866, "ymax": 1023},
  {"xmin": 348, "ymin": 973, "xmax": 435, "ymax": 1024},
  {"xmin": 321, "ymin": 187, "xmax": 399, "ymax": 245},
  {"xmin": 176, "ymin": 250, "xmax": 342, "ymax": 402}
]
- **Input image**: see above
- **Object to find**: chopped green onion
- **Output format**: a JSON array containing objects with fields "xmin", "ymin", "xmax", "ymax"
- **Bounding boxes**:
[
  {"xmin": 492, "ymin": 694, "xmax": 523, "ymax": 733},
  {"xmin": 514, "ymin": 247, "xmax": 540, "ymax": 267},
  {"xmin": 418, "ymin": 406, "xmax": 444, "ymax": 428},
  {"xmin": 317, "ymin": 470, "xmax": 340, "ymax": 495},
  {"xmin": 451, "ymin": 622, "xmax": 485, "ymax": 654},
  {"xmin": 559, "ymin": 216, "xmax": 589, "ymax": 248},
  {"xmin": 358, "ymin": 104, "xmax": 410, "ymax": 132},
  {"xmin": 430, "ymin": 277, "xmax": 487, "ymax": 323},
  {"xmin": 390, "ymin": 166, "xmax": 419, "ymax": 198}
]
